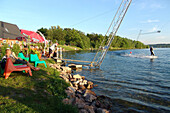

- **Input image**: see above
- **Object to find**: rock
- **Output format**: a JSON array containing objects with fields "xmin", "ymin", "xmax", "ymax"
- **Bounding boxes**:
[
  {"xmin": 78, "ymin": 85, "xmax": 86, "ymax": 90},
  {"xmin": 84, "ymin": 105, "xmax": 95, "ymax": 113},
  {"xmin": 53, "ymin": 64, "xmax": 61, "ymax": 69},
  {"xmin": 65, "ymin": 89, "xmax": 75, "ymax": 98},
  {"xmin": 88, "ymin": 81, "xmax": 93, "ymax": 85},
  {"xmin": 69, "ymin": 82, "xmax": 73, "ymax": 87},
  {"xmin": 95, "ymin": 96, "xmax": 112, "ymax": 110},
  {"xmin": 67, "ymin": 86, "xmax": 76, "ymax": 93},
  {"xmin": 73, "ymin": 74, "xmax": 82, "ymax": 80},
  {"xmin": 84, "ymin": 102, "xmax": 91, "ymax": 106},
  {"xmin": 48, "ymin": 63, "xmax": 53, "ymax": 67},
  {"xmin": 61, "ymin": 66, "xmax": 72, "ymax": 73},
  {"xmin": 68, "ymin": 74, "xmax": 73, "ymax": 79},
  {"xmin": 79, "ymin": 109, "xmax": 88, "ymax": 113},
  {"xmin": 70, "ymin": 78, "xmax": 77, "ymax": 82},
  {"xmin": 96, "ymin": 108, "xmax": 110, "ymax": 113},
  {"xmin": 81, "ymin": 76, "xmax": 85, "ymax": 80},
  {"xmin": 68, "ymin": 64, "xmax": 82, "ymax": 69},
  {"xmin": 60, "ymin": 71, "xmax": 67, "ymax": 75},
  {"xmin": 78, "ymin": 79, "xmax": 83, "ymax": 82},
  {"xmin": 76, "ymin": 90, "xmax": 83, "ymax": 95},
  {"xmin": 63, "ymin": 98, "xmax": 71, "ymax": 104},
  {"xmin": 51, "ymin": 66, "xmax": 56, "ymax": 69},
  {"xmin": 74, "ymin": 85, "xmax": 79, "ymax": 90},
  {"xmin": 57, "ymin": 69, "xmax": 62, "ymax": 72},
  {"xmin": 63, "ymin": 98, "xmax": 75, "ymax": 105},
  {"xmin": 75, "ymin": 93, "xmax": 82, "ymax": 98},
  {"xmin": 87, "ymin": 81, "xmax": 94, "ymax": 89},
  {"xmin": 79, "ymin": 82, "xmax": 84, "ymax": 86},
  {"xmin": 60, "ymin": 75, "xmax": 70, "ymax": 83},
  {"xmin": 73, "ymin": 81, "xmax": 80, "ymax": 86},
  {"xmin": 83, "ymin": 89, "xmax": 96, "ymax": 97},
  {"xmin": 73, "ymin": 97, "xmax": 85, "ymax": 106},
  {"xmin": 91, "ymin": 100, "xmax": 96, "ymax": 107},
  {"xmin": 83, "ymin": 80, "xmax": 88, "ymax": 85},
  {"xmin": 77, "ymin": 103, "xmax": 86, "ymax": 109},
  {"xmin": 84, "ymin": 94, "xmax": 97, "ymax": 102},
  {"xmin": 62, "ymin": 74, "xmax": 70, "ymax": 79}
]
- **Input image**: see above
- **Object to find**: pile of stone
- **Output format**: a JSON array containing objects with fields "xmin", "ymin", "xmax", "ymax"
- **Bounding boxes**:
[{"xmin": 48, "ymin": 63, "xmax": 110, "ymax": 113}]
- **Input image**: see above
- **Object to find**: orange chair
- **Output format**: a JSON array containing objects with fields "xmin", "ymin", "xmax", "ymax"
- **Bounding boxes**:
[{"xmin": 3, "ymin": 58, "xmax": 32, "ymax": 79}]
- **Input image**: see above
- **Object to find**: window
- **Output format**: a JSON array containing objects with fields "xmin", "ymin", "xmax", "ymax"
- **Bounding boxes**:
[{"xmin": 5, "ymin": 28, "xmax": 9, "ymax": 32}]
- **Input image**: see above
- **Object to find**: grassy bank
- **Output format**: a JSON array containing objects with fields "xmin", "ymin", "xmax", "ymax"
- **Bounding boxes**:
[
  {"xmin": 0, "ymin": 59, "xmax": 78, "ymax": 113},
  {"xmin": 58, "ymin": 45, "xmax": 82, "ymax": 51}
]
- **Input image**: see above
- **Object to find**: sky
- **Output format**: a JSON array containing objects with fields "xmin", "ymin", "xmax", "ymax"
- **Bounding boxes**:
[{"xmin": 0, "ymin": 0, "xmax": 170, "ymax": 44}]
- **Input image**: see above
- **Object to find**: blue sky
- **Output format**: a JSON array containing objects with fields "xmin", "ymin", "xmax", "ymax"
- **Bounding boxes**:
[{"xmin": 0, "ymin": 0, "xmax": 169, "ymax": 44}]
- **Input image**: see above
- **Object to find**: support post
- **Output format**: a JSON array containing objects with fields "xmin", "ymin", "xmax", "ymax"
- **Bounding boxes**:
[
  {"xmin": 57, "ymin": 47, "xmax": 59, "ymax": 58},
  {"xmin": 60, "ymin": 47, "xmax": 62, "ymax": 59}
]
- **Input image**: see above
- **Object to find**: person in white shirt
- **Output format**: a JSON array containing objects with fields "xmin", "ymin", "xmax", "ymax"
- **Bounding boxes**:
[{"xmin": 49, "ymin": 43, "xmax": 58, "ymax": 58}]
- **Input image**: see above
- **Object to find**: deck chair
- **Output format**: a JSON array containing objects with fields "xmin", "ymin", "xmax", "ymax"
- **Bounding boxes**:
[
  {"xmin": 18, "ymin": 53, "xmax": 29, "ymax": 61},
  {"xmin": 1, "ymin": 63, "xmax": 24, "ymax": 75},
  {"xmin": 3, "ymin": 58, "xmax": 32, "ymax": 79},
  {"xmin": 30, "ymin": 54, "xmax": 47, "ymax": 68}
]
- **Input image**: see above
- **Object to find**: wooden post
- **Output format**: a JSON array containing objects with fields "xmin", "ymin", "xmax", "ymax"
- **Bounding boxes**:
[
  {"xmin": 60, "ymin": 47, "xmax": 62, "ymax": 59},
  {"xmin": 57, "ymin": 47, "xmax": 59, "ymax": 58}
]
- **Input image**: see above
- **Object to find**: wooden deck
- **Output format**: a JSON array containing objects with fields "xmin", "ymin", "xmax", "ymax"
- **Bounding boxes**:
[{"xmin": 53, "ymin": 57, "xmax": 95, "ymax": 67}]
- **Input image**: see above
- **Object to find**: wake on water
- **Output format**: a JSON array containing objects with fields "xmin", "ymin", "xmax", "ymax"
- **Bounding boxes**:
[{"xmin": 122, "ymin": 54, "xmax": 158, "ymax": 59}]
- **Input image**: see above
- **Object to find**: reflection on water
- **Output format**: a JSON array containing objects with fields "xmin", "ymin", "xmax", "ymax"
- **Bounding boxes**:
[{"xmin": 63, "ymin": 48, "xmax": 170, "ymax": 113}]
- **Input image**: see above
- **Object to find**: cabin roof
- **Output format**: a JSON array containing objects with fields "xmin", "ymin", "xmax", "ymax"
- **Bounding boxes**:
[{"xmin": 0, "ymin": 21, "xmax": 22, "ymax": 39}]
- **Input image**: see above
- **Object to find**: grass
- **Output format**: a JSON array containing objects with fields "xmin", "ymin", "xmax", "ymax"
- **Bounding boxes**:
[
  {"xmin": 58, "ymin": 45, "xmax": 82, "ymax": 51},
  {"xmin": 0, "ymin": 59, "xmax": 78, "ymax": 113}
]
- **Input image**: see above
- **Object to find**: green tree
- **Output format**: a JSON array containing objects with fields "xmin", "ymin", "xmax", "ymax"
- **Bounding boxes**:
[{"xmin": 12, "ymin": 44, "xmax": 20, "ymax": 55}]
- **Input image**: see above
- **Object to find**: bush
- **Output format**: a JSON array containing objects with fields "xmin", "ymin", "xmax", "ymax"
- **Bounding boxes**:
[
  {"xmin": 0, "ymin": 44, "xmax": 9, "ymax": 59},
  {"xmin": 58, "ymin": 40, "xmax": 65, "ymax": 45},
  {"xmin": 12, "ymin": 44, "xmax": 21, "ymax": 55}
]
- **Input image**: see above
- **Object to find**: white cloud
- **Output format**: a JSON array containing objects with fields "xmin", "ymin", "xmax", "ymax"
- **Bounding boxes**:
[
  {"xmin": 155, "ymin": 36, "xmax": 166, "ymax": 39},
  {"xmin": 151, "ymin": 27, "xmax": 157, "ymax": 32},
  {"xmin": 149, "ymin": 26, "xmax": 159, "ymax": 32},
  {"xmin": 141, "ymin": 19, "xmax": 160, "ymax": 23},
  {"xmin": 150, "ymin": 3, "xmax": 164, "ymax": 9}
]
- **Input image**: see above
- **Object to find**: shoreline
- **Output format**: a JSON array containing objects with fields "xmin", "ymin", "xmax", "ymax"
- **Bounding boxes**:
[
  {"xmin": 58, "ymin": 45, "xmax": 148, "ymax": 52},
  {"xmin": 48, "ymin": 62, "xmax": 111, "ymax": 113}
]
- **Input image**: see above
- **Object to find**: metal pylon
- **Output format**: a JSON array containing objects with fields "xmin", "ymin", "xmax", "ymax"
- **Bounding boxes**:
[{"xmin": 92, "ymin": 0, "xmax": 132, "ymax": 68}]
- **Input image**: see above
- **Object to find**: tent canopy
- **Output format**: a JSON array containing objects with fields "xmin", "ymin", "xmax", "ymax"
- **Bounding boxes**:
[{"xmin": 21, "ymin": 29, "xmax": 45, "ymax": 43}]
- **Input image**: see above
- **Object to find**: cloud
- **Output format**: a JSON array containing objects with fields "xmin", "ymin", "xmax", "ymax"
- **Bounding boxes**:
[
  {"xmin": 141, "ymin": 19, "xmax": 160, "ymax": 23},
  {"xmin": 137, "ymin": 0, "xmax": 165, "ymax": 10},
  {"xmin": 150, "ymin": 3, "xmax": 164, "ymax": 9},
  {"xmin": 149, "ymin": 26, "xmax": 159, "ymax": 32},
  {"xmin": 155, "ymin": 36, "xmax": 166, "ymax": 39}
]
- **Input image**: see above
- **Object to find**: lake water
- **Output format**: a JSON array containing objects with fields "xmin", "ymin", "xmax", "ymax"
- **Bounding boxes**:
[{"xmin": 62, "ymin": 48, "xmax": 170, "ymax": 113}]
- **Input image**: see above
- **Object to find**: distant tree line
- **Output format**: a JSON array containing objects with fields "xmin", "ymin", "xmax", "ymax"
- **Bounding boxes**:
[
  {"xmin": 38, "ymin": 26, "xmax": 148, "ymax": 49},
  {"xmin": 149, "ymin": 44, "xmax": 170, "ymax": 48}
]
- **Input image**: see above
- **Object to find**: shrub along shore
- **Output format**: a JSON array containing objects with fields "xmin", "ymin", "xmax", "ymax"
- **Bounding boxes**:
[{"xmin": 38, "ymin": 26, "xmax": 149, "ymax": 50}]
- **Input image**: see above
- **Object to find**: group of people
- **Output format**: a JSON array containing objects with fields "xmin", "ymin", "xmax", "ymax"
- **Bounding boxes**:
[
  {"xmin": 0, "ymin": 48, "xmax": 40, "ymax": 71},
  {"xmin": 0, "ymin": 41, "xmax": 60, "ymax": 73}
]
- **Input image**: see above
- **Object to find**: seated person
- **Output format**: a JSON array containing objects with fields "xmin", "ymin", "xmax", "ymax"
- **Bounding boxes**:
[{"xmin": 1, "ymin": 48, "xmax": 40, "ymax": 71}]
